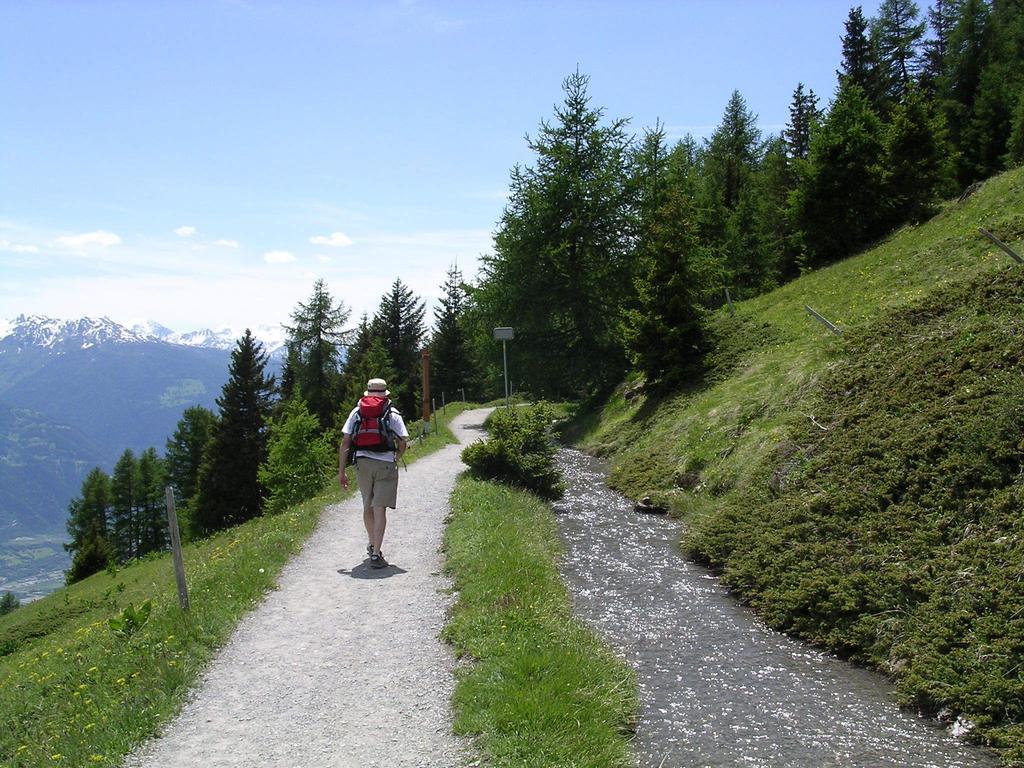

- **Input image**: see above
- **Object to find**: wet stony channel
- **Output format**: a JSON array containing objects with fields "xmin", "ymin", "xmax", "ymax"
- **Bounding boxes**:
[{"xmin": 553, "ymin": 449, "xmax": 1000, "ymax": 768}]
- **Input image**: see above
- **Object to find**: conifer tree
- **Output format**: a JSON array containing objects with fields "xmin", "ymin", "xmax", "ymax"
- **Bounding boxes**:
[
  {"xmin": 795, "ymin": 83, "xmax": 888, "ymax": 266},
  {"xmin": 921, "ymin": 0, "xmax": 966, "ymax": 94},
  {"xmin": 165, "ymin": 405, "xmax": 216, "ymax": 535},
  {"xmin": 784, "ymin": 83, "xmax": 820, "ymax": 160},
  {"xmin": 0, "ymin": 591, "xmax": 18, "ymax": 616},
  {"xmin": 840, "ymin": 7, "xmax": 880, "ymax": 91},
  {"xmin": 339, "ymin": 313, "xmax": 373, "ymax": 406},
  {"xmin": 65, "ymin": 467, "xmax": 115, "ymax": 583},
  {"xmin": 282, "ymin": 279, "xmax": 350, "ymax": 432},
  {"xmin": 624, "ymin": 127, "xmax": 706, "ymax": 388},
  {"xmin": 872, "ymin": 0, "xmax": 928, "ymax": 102},
  {"xmin": 943, "ymin": 0, "xmax": 992, "ymax": 182},
  {"xmin": 883, "ymin": 88, "xmax": 956, "ymax": 224},
  {"xmin": 193, "ymin": 330, "xmax": 275, "ymax": 536},
  {"xmin": 340, "ymin": 338, "xmax": 399, "ymax": 413},
  {"xmin": 135, "ymin": 447, "xmax": 167, "ymax": 556},
  {"xmin": 478, "ymin": 70, "xmax": 633, "ymax": 397},
  {"xmin": 430, "ymin": 264, "xmax": 474, "ymax": 403},
  {"xmin": 372, "ymin": 278, "xmax": 426, "ymax": 417},
  {"xmin": 109, "ymin": 449, "xmax": 138, "ymax": 562}
]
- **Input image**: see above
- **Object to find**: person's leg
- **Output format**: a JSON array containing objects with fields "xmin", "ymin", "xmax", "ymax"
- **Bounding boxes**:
[
  {"xmin": 363, "ymin": 504, "xmax": 374, "ymax": 553},
  {"xmin": 371, "ymin": 506, "xmax": 387, "ymax": 554}
]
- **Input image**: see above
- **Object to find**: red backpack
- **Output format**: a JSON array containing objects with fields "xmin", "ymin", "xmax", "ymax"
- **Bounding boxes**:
[{"xmin": 350, "ymin": 395, "xmax": 397, "ymax": 456}]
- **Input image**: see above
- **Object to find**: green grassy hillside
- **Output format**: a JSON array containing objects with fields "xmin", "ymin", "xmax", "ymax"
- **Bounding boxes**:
[{"xmin": 569, "ymin": 168, "xmax": 1024, "ymax": 763}]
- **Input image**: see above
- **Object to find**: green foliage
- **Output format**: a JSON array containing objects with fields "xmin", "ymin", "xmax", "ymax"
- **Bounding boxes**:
[
  {"xmin": 462, "ymin": 403, "xmax": 564, "ymax": 499},
  {"xmin": 164, "ymin": 405, "xmax": 216, "ymax": 538},
  {"xmin": 372, "ymin": 278, "xmax": 427, "ymax": 417},
  {"xmin": 476, "ymin": 70, "xmax": 634, "ymax": 397},
  {"xmin": 444, "ymin": 477, "xmax": 636, "ymax": 767},
  {"xmin": 65, "ymin": 467, "xmax": 115, "ymax": 584},
  {"xmin": 0, "ymin": 591, "xmax": 19, "ymax": 616},
  {"xmin": 258, "ymin": 396, "xmax": 335, "ymax": 515},
  {"xmin": 281, "ymin": 278, "xmax": 350, "ymax": 432},
  {"xmin": 193, "ymin": 330, "xmax": 275, "ymax": 536},
  {"xmin": 430, "ymin": 263, "xmax": 477, "ymax": 402},
  {"xmin": 107, "ymin": 599, "xmax": 152, "ymax": 638}
]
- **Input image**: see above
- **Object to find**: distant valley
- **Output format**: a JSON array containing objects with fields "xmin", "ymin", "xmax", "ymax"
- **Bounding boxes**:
[{"xmin": 0, "ymin": 315, "xmax": 286, "ymax": 599}]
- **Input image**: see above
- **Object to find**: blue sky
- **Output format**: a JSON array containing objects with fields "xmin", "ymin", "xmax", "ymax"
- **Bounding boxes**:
[{"xmin": 1, "ymin": 0, "xmax": 882, "ymax": 334}]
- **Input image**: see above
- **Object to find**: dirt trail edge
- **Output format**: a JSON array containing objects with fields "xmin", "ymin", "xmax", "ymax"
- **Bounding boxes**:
[{"xmin": 124, "ymin": 409, "xmax": 488, "ymax": 768}]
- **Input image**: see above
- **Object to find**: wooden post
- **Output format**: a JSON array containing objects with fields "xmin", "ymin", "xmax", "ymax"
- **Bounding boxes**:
[
  {"xmin": 421, "ymin": 349, "xmax": 431, "ymax": 434},
  {"xmin": 978, "ymin": 227, "xmax": 1024, "ymax": 264},
  {"xmin": 805, "ymin": 305, "xmax": 843, "ymax": 336},
  {"xmin": 165, "ymin": 487, "xmax": 190, "ymax": 612},
  {"xmin": 725, "ymin": 287, "xmax": 735, "ymax": 316},
  {"xmin": 460, "ymin": 387, "xmax": 465, "ymax": 403}
]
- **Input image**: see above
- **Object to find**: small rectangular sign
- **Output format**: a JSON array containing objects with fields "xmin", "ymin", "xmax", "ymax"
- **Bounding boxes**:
[{"xmin": 493, "ymin": 327, "xmax": 514, "ymax": 341}]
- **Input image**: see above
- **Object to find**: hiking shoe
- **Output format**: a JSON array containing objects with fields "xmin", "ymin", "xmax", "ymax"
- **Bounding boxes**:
[{"xmin": 369, "ymin": 552, "xmax": 389, "ymax": 569}]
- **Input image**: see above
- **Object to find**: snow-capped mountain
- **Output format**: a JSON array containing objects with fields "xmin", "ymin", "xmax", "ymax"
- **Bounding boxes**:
[
  {"xmin": 0, "ymin": 315, "xmax": 153, "ymax": 351},
  {"xmin": 0, "ymin": 315, "xmax": 287, "ymax": 357}
]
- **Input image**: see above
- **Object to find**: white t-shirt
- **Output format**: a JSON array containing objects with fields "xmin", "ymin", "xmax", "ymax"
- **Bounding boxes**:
[{"xmin": 342, "ymin": 402, "xmax": 409, "ymax": 463}]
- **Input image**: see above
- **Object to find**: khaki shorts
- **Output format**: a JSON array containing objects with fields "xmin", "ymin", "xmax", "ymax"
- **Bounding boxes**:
[{"xmin": 356, "ymin": 457, "xmax": 400, "ymax": 509}]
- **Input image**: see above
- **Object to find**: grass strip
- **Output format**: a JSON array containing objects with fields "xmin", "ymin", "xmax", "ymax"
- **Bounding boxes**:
[
  {"xmin": 0, "ymin": 401, "xmax": 472, "ymax": 768},
  {"xmin": 444, "ymin": 476, "xmax": 636, "ymax": 768}
]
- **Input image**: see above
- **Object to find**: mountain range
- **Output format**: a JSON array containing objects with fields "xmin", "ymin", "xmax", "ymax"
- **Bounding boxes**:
[{"xmin": 0, "ymin": 315, "xmax": 287, "ymax": 600}]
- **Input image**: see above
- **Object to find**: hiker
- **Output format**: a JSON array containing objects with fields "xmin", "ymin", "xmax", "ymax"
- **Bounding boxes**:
[{"xmin": 339, "ymin": 378, "xmax": 410, "ymax": 568}]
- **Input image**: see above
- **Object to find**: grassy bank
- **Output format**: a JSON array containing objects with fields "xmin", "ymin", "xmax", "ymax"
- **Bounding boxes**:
[
  {"xmin": 567, "ymin": 168, "xmax": 1024, "ymax": 762},
  {"xmin": 444, "ymin": 476, "xmax": 636, "ymax": 767},
  {"xmin": 0, "ymin": 402, "xmax": 471, "ymax": 768}
]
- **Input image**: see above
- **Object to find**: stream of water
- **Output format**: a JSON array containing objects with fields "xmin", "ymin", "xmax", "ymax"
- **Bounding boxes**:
[{"xmin": 553, "ymin": 449, "xmax": 999, "ymax": 768}]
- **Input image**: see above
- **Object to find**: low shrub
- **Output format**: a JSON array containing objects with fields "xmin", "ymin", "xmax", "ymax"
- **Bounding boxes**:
[{"xmin": 462, "ymin": 403, "xmax": 564, "ymax": 499}]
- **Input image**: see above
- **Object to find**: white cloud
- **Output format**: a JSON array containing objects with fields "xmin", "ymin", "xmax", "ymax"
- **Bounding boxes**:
[
  {"xmin": 174, "ymin": 225, "xmax": 197, "ymax": 238},
  {"xmin": 0, "ymin": 239, "xmax": 39, "ymax": 253},
  {"xmin": 54, "ymin": 230, "xmax": 122, "ymax": 249},
  {"xmin": 316, "ymin": 254, "xmax": 332, "ymax": 263},
  {"xmin": 309, "ymin": 231, "xmax": 354, "ymax": 247},
  {"xmin": 264, "ymin": 250, "xmax": 297, "ymax": 264},
  {"xmin": 214, "ymin": 239, "xmax": 240, "ymax": 248}
]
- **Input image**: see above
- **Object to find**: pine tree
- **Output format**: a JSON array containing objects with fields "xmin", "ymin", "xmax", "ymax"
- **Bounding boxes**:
[
  {"xmin": 794, "ymin": 83, "xmax": 888, "ymax": 266},
  {"xmin": 943, "ymin": 0, "xmax": 992, "ymax": 183},
  {"xmin": 0, "ymin": 591, "xmax": 18, "ymax": 616},
  {"xmin": 165, "ymin": 405, "xmax": 216, "ymax": 537},
  {"xmin": 259, "ymin": 395, "xmax": 335, "ymax": 515},
  {"xmin": 340, "ymin": 338, "xmax": 399, "ymax": 415},
  {"xmin": 624, "ymin": 127, "xmax": 706, "ymax": 388},
  {"xmin": 339, "ymin": 313, "xmax": 373, "ymax": 406},
  {"xmin": 430, "ymin": 264, "xmax": 474, "ymax": 403},
  {"xmin": 883, "ymin": 88, "xmax": 956, "ymax": 224},
  {"xmin": 784, "ymin": 83, "xmax": 820, "ymax": 160},
  {"xmin": 840, "ymin": 7, "xmax": 880, "ymax": 89},
  {"xmin": 282, "ymin": 279, "xmax": 350, "ymax": 432},
  {"xmin": 478, "ymin": 70, "xmax": 633, "ymax": 397},
  {"xmin": 135, "ymin": 447, "xmax": 167, "ymax": 556},
  {"xmin": 872, "ymin": 0, "xmax": 928, "ymax": 102},
  {"xmin": 64, "ymin": 467, "xmax": 114, "ymax": 583},
  {"xmin": 193, "ymin": 330, "xmax": 275, "ymax": 536},
  {"xmin": 921, "ymin": 0, "xmax": 966, "ymax": 94},
  {"xmin": 372, "ymin": 278, "xmax": 426, "ymax": 417},
  {"xmin": 109, "ymin": 449, "xmax": 138, "ymax": 562}
]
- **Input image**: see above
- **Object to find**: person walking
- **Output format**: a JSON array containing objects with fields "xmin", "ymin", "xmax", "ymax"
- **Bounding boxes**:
[{"xmin": 339, "ymin": 378, "xmax": 410, "ymax": 568}]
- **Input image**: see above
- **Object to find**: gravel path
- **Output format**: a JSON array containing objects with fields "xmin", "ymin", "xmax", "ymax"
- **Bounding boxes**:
[{"xmin": 123, "ymin": 409, "xmax": 487, "ymax": 768}]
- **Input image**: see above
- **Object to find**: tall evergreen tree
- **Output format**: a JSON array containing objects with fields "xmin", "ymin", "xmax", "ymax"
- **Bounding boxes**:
[
  {"xmin": 872, "ymin": 0, "xmax": 928, "ymax": 102},
  {"xmin": 477, "ymin": 70, "xmax": 633, "ymax": 397},
  {"xmin": 193, "ymin": 330, "xmax": 275, "ymax": 536},
  {"xmin": 784, "ymin": 83, "xmax": 821, "ymax": 160},
  {"xmin": 165, "ymin": 405, "xmax": 216, "ymax": 536},
  {"xmin": 921, "ymin": 0, "xmax": 966, "ymax": 93},
  {"xmin": 943, "ymin": 0, "xmax": 993, "ymax": 183},
  {"xmin": 340, "ymin": 338, "xmax": 399, "ymax": 412},
  {"xmin": 970, "ymin": 0, "xmax": 1024, "ymax": 177},
  {"xmin": 339, "ymin": 313, "xmax": 373, "ymax": 406},
  {"xmin": 883, "ymin": 88, "xmax": 956, "ymax": 224},
  {"xmin": 624, "ymin": 126, "xmax": 706, "ymax": 388},
  {"xmin": 65, "ymin": 467, "xmax": 114, "ymax": 583},
  {"xmin": 135, "ymin": 447, "xmax": 167, "ymax": 556},
  {"xmin": 282, "ymin": 279, "xmax": 350, "ymax": 432},
  {"xmin": 795, "ymin": 83, "xmax": 888, "ymax": 266},
  {"xmin": 430, "ymin": 264, "xmax": 475, "ymax": 403},
  {"xmin": 109, "ymin": 449, "xmax": 138, "ymax": 562},
  {"xmin": 372, "ymin": 278, "xmax": 426, "ymax": 417},
  {"xmin": 840, "ymin": 7, "xmax": 880, "ymax": 89}
]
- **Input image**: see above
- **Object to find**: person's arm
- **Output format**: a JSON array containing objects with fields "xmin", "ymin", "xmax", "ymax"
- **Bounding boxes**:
[
  {"xmin": 338, "ymin": 433, "xmax": 352, "ymax": 489},
  {"xmin": 395, "ymin": 436, "xmax": 408, "ymax": 463}
]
